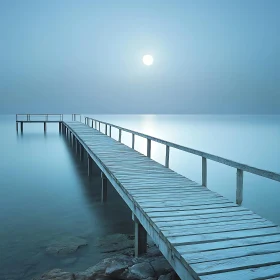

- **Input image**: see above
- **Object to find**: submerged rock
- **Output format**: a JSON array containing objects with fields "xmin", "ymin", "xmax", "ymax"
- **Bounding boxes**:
[
  {"xmin": 150, "ymin": 257, "xmax": 173, "ymax": 276},
  {"xmin": 45, "ymin": 236, "xmax": 88, "ymax": 256},
  {"xmin": 34, "ymin": 268, "xmax": 85, "ymax": 280},
  {"xmin": 122, "ymin": 262, "xmax": 155, "ymax": 280},
  {"xmin": 95, "ymin": 233, "xmax": 134, "ymax": 255},
  {"xmin": 37, "ymin": 234, "xmax": 175, "ymax": 280}
]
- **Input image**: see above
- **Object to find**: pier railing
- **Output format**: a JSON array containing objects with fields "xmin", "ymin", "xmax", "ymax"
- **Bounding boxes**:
[
  {"xmin": 84, "ymin": 116, "xmax": 280, "ymax": 205},
  {"xmin": 16, "ymin": 114, "xmax": 81, "ymax": 122}
]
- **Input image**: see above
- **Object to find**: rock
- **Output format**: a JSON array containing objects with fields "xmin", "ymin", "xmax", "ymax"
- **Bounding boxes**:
[
  {"xmin": 46, "ymin": 236, "xmax": 88, "ymax": 256},
  {"xmin": 61, "ymin": 257, "xmax": 78, "ymax": 266},
  {"xmin": 105, "ymin": 257, "xmax": 134, "ymax": 277},
  {"xmin": 158, "ymin": 272, "xmax": 174, "ymax": 280},
  {"xmin": 122, "ymin": 262, "xmax": 155, "ymax": 280},
  {"xmin": 150, "ymin": 257, "xmax": 173, "ymax": 276},
  {"xmin": 81, "ymin": 257, "xmax": 115, "ymax": 278},
  {"xmin": 95, "ymin": 234, "xmax": 134, "ymax": 254},
  {"xmin": 35, "ymin": 269, "xmax": 78, "ymax": 280}
]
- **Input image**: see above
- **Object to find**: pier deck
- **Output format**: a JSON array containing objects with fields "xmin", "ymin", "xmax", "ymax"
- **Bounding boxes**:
[
  {"xmin": 16, "ymin": 114, "xmax": 280, "ymax": 280},
  {"xmin": 63, "ymin": 120, "xmax": 280, "ymax": 280}
]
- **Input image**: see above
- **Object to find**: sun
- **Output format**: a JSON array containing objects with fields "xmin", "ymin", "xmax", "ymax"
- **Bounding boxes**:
[{"xmin": 143, "ymin": 55, "xmax": 153, "ymax": 66}]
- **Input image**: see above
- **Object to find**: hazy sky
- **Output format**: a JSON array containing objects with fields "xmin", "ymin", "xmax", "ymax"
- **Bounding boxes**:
[{"xmin": 1, "ymin": 0, "xmax": 279, "ymax": 114}]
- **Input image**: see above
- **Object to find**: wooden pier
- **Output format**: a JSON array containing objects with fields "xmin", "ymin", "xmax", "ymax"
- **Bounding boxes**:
[{"xmin": 17, "ymin": 114, "xmax": 280, "ymax": 280}]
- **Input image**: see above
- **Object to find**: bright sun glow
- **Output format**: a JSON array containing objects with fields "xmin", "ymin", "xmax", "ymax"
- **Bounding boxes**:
[{"xmin": 143, "ymin": 55, "xmax": 153, "ymax": 66}]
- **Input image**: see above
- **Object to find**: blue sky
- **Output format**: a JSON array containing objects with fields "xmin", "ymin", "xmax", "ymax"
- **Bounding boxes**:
[{"xmin": 0, "ymin": 0, "xmax": 279, "ymax": 113}]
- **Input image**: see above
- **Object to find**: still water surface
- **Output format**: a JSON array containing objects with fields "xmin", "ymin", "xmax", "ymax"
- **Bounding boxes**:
[{"xmin": 0, "ymin": 114, "xmax": 279, "ymax": 279}]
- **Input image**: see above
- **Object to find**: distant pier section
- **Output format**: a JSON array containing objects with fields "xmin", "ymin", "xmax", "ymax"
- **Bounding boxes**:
[{"xmin": 16, "ymin": 114, "xmax": 280, "ymax": 280}]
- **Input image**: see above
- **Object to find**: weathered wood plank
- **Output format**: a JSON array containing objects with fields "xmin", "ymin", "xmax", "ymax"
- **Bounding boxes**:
[
  {"xmin": 200, "ymin": 264, "xmax": 280, "ymax": 280},
  {"xmin": 163, "ymin": 220, "xmax": 276, "ymax": 237},
  {"xmin": 175, "ymin": 234, "xmax": 280, "ymax": 254},
  {"xmin": 183, "ymin": 241, "xmax": 280, "ymax": 264},
  {"xmin": 168, "ymin": 227, "xmax": 280, "ymax": 246},
  {"xmin": 191, "ymin": 251, "xmax": 280, "ymax": 276}
]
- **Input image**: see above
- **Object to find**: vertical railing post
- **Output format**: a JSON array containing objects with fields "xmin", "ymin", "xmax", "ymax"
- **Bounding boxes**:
[
  {"xmin": 118, "ymin": 129, "xmax": 122, "ymax": 142},
  {"xmin": 99, "ymin": 122, "xmax": 101, "ymax": 131},
  {"xmin": 132, "ymin": 134, "xmax": 135, "ymax": 149},
  {"xmin": 85, "ymin": 117, "xmax": 87, "ymax": 124},
  {"xmin": 91, "ymin": 120, "xmax": 94, "ymax": 128},
  {"xmin": 202, "ymin": 157, "xmax": 207, "ymax": 187},
  {"xmin": 236, "ymin": 169, "xmax": 244, "ymax": 205},
  {"xmin": 165, "ymin": 145, "xmax": 170, "ymax": 168},
  {"xmin": 147, "ymin": 139, "xmax": 151, "ymax": 158},
  {"xmin": 105, "ymin": 124, "xmax": 108, "ymax": 135},
  {"xmin": 95, "ymin": 120, "xmax": 97, "ymax": 129},
  {"xmin": 109, "ymin": 126, "xmax": 112, "ymax": 137}
]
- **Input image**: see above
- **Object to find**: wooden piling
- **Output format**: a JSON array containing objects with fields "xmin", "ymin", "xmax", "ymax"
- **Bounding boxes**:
[
  {"xmin": 80, "ymin": 143, "xmax": 84, "ymax": 161},
  {"xmin": 88, "ymin": 155, "xmax": 92, "ymax": 176},
  {"xmin": 44, "ymin": 122, "xmax": 46, "ymax": 132},
  {"xmin": 134, "ymin": 217, "xmax": 147, "ymax": 257},
  {"xmin": 101, "ymin": 172, "xmax": 107, "ymax": 202},
  {"xmin": 20, "ymin": 122, "xmax": 23, "ymax": 132}
]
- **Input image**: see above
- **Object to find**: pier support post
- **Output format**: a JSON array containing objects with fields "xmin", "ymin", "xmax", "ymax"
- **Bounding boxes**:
[
  {"xmin": 80, "ymin": 143, "xmax": 84, "ymax": 161},
  {"xmin": 59, "ymin": 122, "xmax": 61, "ymax": 134},
  {"xmin": 16, "ymin": 122, "xmax": 18, "ymax": 133},
  {"xmin": 44, "ymin": 122, "xmax": 47, "ymax": 132},
  {"xmin": 87, "ymin": 155, "xmax": 92, "ymax": 176},
  {"xmin": 75, "ymin": 138, "xmax": 78, "ymax": 154},
  {"xmin": 134, "ymin": 217, "xmax": 147, "ymax": 257},
  {"xmin": 20, "ymin": 122, "xmax": 23, "ymax": 133},
  {"xmin": 101, "ymin": 172, "xmax": 107, "ymax": 202}
]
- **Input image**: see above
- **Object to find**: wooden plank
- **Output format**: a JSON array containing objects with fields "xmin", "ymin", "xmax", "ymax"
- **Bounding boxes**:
[
  {"xmin": 200, "ymin": 264, "xmax": 280, "ymax": 280},
  {"xmin": 175, "ymin": 234, "xmax": 280, "ymax": 254},
  {"xmin": 156, "ymin": 214, "xmax": 260, "ymax": 228},
  {"xmin": 163, "ymin": 220, "xmax": 276, "ymax": 237},
  {"xmin": 168, "ymin": 227, "xmax": 280, "ymax": 246},
  {"xmin": 148, "ymin": 206, "xmax": 245, "ymax": 218},
  {"xmin": 191, "ymin": 251, "xmax": 280, "ymax": 276},
  {"xmin": 183, "ymin": 241, "xmax": 280, "ymax": 264},
  {"xmin": 138, "ymin": 197, "xmax": 232, "ymax": 207},
  {"xmin": 152, "ymin": 209, "xmax": 252, "ymax": 223},
  {"xmin": 158, "ymin": 217, "xmax": 262, "ymax": 231},
  {"xmin": 143, "ymin": 202, "xmax": 237, "ymax": 213}
]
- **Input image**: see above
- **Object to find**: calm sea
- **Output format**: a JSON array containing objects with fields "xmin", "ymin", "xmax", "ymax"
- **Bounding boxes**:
[{"xmin": 0, "ymin": 114, "xmax": 279, "ymax": 279}]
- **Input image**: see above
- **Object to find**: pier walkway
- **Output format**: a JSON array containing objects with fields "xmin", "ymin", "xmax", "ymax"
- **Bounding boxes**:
[{"xmin": 16, "ymin": 114, "xmax": 280, "ymax": 280}]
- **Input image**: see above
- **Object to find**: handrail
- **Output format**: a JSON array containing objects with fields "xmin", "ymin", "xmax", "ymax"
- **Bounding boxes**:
[
  {"xmin": 84, "ymin": 116, "xmax": 280, "ymax": 205},
  {"xmin": 16, "ymin": 114, "xmax": 82, "ymax": 122}
]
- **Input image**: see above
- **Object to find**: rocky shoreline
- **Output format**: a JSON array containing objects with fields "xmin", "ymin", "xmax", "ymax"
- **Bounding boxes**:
[{"xmin": 33, "ymin": 234, "xmax": 176, "ymax": 280}]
